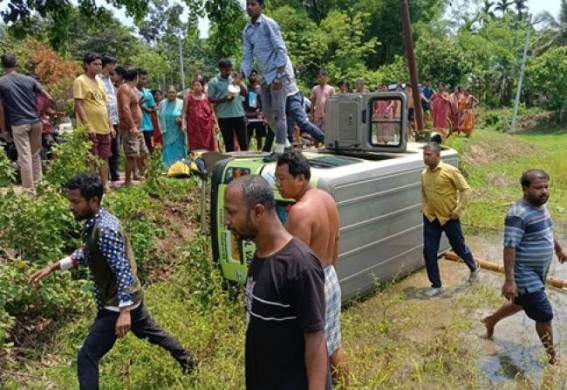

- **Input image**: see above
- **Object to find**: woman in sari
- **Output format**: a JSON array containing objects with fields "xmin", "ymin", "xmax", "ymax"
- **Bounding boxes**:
[
  {"xmin": 182, "ymin": 77, "xmax": 218, "ymax": 152},
  {"xmin": 450, "ymin": 86, "xmax": 463, "ymax": 134},
  {"xmin": 158, "ymin": 85, "xmax": 186, "ymax": 169},
  {"xmin": 373, "ymin": 84, "xmax": 396, "ymax": 143},
  {"xmin": 460, "ymin": 89, "xmax": 478, "ymax": 136},
  {"xmin": 430, "ymin": 83, "xmax": 451, "ymax": 138}
]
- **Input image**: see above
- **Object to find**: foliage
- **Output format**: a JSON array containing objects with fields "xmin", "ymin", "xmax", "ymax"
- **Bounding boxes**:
[
  {"xmin": 526, "ymin": 46, "xmax": 567, "ymax": 113},
  {"xmin": 0, "ymin": 148, "xmax": 16, "ymax": 185},
  {"xmin": 273, "ymin": 6, "xmax": 379, "ymax": 89},
  {"xmin": 0, "ymin": 37, "xmax": 81, "ymax": 106},
  {"xmin": 43, "ymin": 127, "xmax": 95, "ymax": 188}
]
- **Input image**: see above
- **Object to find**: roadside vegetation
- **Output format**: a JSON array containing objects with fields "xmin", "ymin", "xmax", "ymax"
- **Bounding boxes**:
[{"xmin": 2, "ymin": 121, "xmax": 567, "ymax": 389}]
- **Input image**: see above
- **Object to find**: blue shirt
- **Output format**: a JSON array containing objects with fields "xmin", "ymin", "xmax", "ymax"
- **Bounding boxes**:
[
  {"xmin": 140, "ymin": 88, "xmax": 155, "ymax": 131},
  {"xmin": 96, "ymin": 74, "xmax": 118, "ymax": 125},
  {"xmin": 503, "ymin": 200, "xmax": 554, "ymax": 293},
  {"xmin": 241, "ymin": 14, "xmax": 294, "ymax": 86},
  {"xmin": 207, "ymin": 75, "xmax": 245, "ymax": 119},
  {"xmin": 71, "ymin": 209, "xmax": 136, "ymax": 309}
]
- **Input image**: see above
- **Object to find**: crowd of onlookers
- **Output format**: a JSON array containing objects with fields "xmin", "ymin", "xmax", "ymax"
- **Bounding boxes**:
[{"xmin": 0, "ymin": 48, "xmax": 479, "ymax": 193}]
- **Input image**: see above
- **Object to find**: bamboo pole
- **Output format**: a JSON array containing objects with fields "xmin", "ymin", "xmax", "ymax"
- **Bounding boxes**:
[{"xmin": 442, "ymin": 251, "xmax": 567, "ymax": 289}]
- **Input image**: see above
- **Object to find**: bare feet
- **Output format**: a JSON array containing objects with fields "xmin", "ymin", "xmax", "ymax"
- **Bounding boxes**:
[{"xmin": 481, "ymin": 316, "xmax": 495, "ymax": 339}]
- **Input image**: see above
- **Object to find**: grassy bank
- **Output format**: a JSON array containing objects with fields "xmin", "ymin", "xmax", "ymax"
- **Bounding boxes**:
[{"xmin": 3, "ymin": 127, "xmax": 567, "ymax": 389}]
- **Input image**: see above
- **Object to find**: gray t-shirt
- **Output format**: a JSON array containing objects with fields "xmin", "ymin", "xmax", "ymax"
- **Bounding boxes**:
[{"xmin": 0, "ymin": 73, "xmax": 42, "ymax": 125}]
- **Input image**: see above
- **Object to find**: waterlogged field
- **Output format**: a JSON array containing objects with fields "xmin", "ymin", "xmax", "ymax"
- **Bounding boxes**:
[{"xmin": 3, "ymin": 128, "xmax": 567, "ymax": 389}]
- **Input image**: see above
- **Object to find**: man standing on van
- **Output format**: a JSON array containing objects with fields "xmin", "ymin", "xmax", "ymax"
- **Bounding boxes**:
[
  {"xmin": 275, "ymin": 151, "xmax": 349, "ymax": 386},
  {"xmin": 0, "ymin": 53, "xmax": 53, "ymax": 192},
  {"xmin": 241, "ymin": 0, "xmax": 300, "ymax": 161},
  {"xmin": 421, "ymin": 142, "xmax": 479, "ymax": 297},
  {"xmin": 224, "ymin": 175, "xmax": 330, "ymax": 390}
]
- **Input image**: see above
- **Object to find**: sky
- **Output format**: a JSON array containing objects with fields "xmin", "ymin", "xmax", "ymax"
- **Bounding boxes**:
[{"xmin": 527, "ymin": 0, "xmax": 561, "ymax": 18}]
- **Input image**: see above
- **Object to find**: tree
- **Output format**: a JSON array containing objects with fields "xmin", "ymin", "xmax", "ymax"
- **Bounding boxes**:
[
  {"xmin": 533, "ymin": 0, "xmax": 567, "ymax": 55},
  {"xmin": 513, "ymin": 0, "xmax": 528, "ymax": 21},
  {"xmin": 1, "ymin": 0, "xmax": 150, "ymax": 25},
  {"xmin": 138, "ymin": 0, "xmax": 188, "ymax": 45},
  {"xmin": 494, "ymin": 0, "xmax": 513, "ymax": 15},
  {"xmin": 479, "ymin": 0, "xmax": 495, "ymax": 23},
  {"xmin": 527, "ymin": 46, "xmax": 567, "ymax": 114}
]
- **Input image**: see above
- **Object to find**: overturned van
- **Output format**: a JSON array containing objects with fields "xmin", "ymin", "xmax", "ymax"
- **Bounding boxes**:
[{"xmin": 210, "ymin": 92, "xmax": 457, "ymax": 303}]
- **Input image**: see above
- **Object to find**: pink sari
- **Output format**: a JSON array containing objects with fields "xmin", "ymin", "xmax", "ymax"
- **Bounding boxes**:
[{"xmin": 431, "ymin": 92, "xmax": 450, "ymax": 130}]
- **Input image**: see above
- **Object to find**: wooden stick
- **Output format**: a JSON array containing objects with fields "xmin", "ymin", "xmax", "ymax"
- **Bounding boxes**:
[{"xmin": 442, "ymin": 250, "xmax": 567, "ymax": 289}]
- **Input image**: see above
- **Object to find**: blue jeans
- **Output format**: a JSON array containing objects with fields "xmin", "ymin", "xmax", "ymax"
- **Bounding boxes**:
[
  {"xmin": 260, "ymin": 79, "xmax": 288, "ymax": 145},
  {"xmin": 422, "ymin": 216, "xmax": 477, "ymax": 288},
  {"xmin": 286, "ymin": 92, "xmax": 324, "ymax": 143},
  {"xmin": 77, "ymin": 303, "xmax": 188, "ymax": 389}
]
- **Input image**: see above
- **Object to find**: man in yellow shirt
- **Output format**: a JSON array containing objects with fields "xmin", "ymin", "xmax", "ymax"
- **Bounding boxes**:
[
  {"xmin": 421, "ymin": 142, "xmax": 479, "ymax": 297},
  {"xmin": 74, "ymin": 53, "xmax": 114, "ymax": 189}
]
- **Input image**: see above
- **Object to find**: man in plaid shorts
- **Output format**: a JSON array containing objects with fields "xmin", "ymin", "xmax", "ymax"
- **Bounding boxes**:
[{"xmin": 275, "ymin": 151, "xmax": 349, "ymax": 386}]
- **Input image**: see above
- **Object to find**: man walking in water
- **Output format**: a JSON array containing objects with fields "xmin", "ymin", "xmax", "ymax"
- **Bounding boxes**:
[
  {"xmin": 276, "ymin": 151, "xmax": 349, "ymax": 385},
  {"xmin": 483, "ymin": 169, "xmax": 567, "ymax": 364}
]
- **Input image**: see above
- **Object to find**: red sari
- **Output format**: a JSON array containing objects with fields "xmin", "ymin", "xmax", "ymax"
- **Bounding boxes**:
[
  {"xmin": 431, "ymin": 92, "xmax": 450, "ymax": 131},
  {"xmin": 185, "ymin": 93, "xmax": 217, "ymax": 151}
]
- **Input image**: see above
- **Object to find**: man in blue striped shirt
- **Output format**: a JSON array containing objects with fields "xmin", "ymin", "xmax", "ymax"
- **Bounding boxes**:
[
  {"xmin": 482, "ymin": 169, "xmax": 567, "ymax": 364},
  {"xmin": 241, "ymin": 0, "xmax": 299, "ymax": 162}
]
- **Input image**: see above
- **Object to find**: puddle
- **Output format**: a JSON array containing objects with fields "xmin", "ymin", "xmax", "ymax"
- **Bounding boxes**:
[{"xmin": 466, "ymin": 233, "xmax": 567, "ymax": 388}]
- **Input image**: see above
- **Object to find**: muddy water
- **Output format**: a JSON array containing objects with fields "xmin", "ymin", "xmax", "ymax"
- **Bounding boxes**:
[{"xmin": 466, "ymin": 234, "xmax": 567, "ymax": 389}]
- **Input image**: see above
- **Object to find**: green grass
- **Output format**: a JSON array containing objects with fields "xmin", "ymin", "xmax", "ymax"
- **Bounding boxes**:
[
  {"xmin": 3, "ymin": 126, "xmax": 567, "ymax": 389},
  {"xmin": 446, "ymin": 129, "xmax": 567, "ymax": 234}
]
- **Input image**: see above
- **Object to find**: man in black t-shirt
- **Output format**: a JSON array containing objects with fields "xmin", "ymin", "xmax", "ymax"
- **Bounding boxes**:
[{"xmin": 224, "ymin": 174, "xmax": 330, "ymax": 390}]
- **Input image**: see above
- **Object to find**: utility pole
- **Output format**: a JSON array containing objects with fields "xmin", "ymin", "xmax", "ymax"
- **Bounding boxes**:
[
  {"xmin": 177, "ymin": 33, "xmax": 186, "ymax": 93},
  {"xmin": 510, "ymin": 15, "xmax": 531, "ymax": 133},
  {"xmin": 400, "ymin": 0, "xmax": 424, "ymax": 133}
]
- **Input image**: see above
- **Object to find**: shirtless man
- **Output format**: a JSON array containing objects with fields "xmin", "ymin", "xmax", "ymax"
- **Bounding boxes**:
[
  {"xmin": 116, "ymin": 67, "xmax": 148, "ymax": 186},
  {"xmin": 275, "ymin": 151, "xmax": 349, "ymax": 386}
]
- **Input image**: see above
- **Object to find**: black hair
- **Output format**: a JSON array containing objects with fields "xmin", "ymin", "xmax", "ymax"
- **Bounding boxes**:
[
  {"xmin": 101, "ymin": 54, "xmax": 117, "ymax": 67},
  {"xmin": 122, "ymin": 67, "xmax": 139, "ymax": 82},
  {"xmin": 423, "ymin": 142, "xmax": 441, "ymax": 155},
  {"xmin": 83, "ymin": 52, "xmax": 101, "ymax": 65},
  {"xmin": 520, "ymin": 169, "xmax": 549, "ymax": 189},
  {"xmin": 256, "ymin": 0, "xmax": 265, "ymax": 6},
  {"xmin": 338, "ymin": 79, "xmax": 350, "ymax": 90},
  {"xmin": 114, "ymin": 66, "xmax": 126, "ymax": 78},
  {"xmin": 277, "ymin": 151, "xmax": 311, "ymax": 181},
  {"xmin": 193, "ymin": 76, "xmax": 205, "ymax": 86},
  {"xmin": 318, "ymin": 69, "xmax": 328, "ymax": 77},
  {"xmin": 232, "ymin": 175, "xmax": 275, "ymax": 212},
  {"xmin": 137, "ymin": 68, "xmax": 148, "ymax": 76},
  {"xmin": 152, "ymin": 89, "xmax": 162, "ymax": 96},
  {"xmin": 218, "ymin": 58, "xmax": 233, "ymax": 69},
  {"xmin": 1, "ymin": 53, "xmax": 17, "ymax": 68},
  {"xmin": 65, "ymin": 173, "xmax": 103, "ymax": 202}
]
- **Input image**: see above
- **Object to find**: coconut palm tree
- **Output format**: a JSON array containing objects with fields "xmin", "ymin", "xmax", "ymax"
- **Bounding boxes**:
[
  {"xmin": 533, "ymin": 0, "xmax": 567, "ymax": 55},
  {"xmin": 494, "ymin": 0, "xmax": 513, "ymax": 15},
  {"xmin": 480, "ymin": 0, "xmax": 495, "ymax": 23},
  {"xmin": 514, "ymin": 0, "xmax": 528, "ymax": 22}
]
